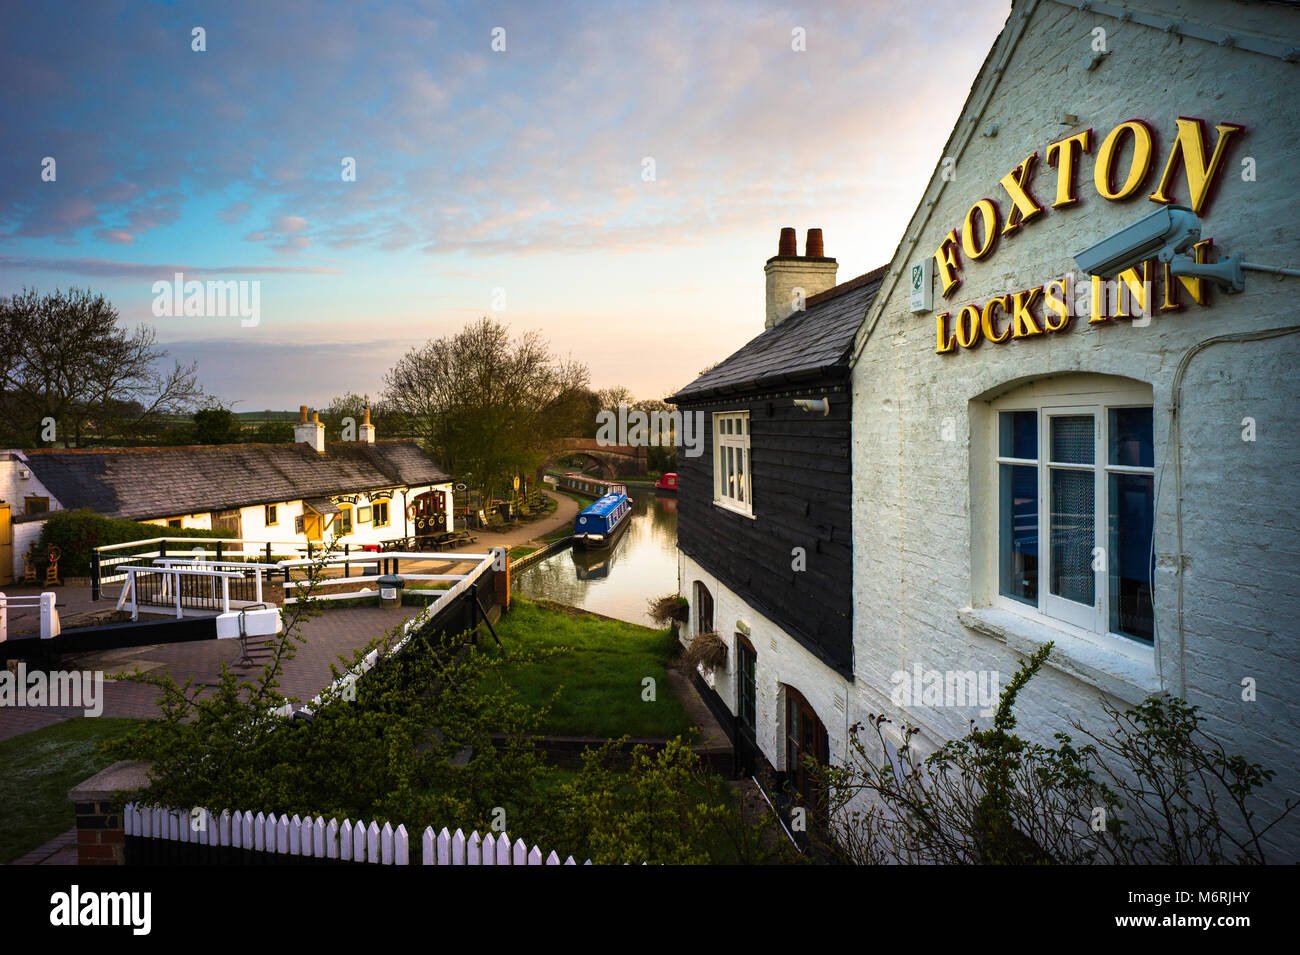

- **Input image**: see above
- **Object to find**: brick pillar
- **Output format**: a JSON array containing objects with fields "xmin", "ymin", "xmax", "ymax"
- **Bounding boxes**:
[{"xmin": 68, "ymin": 760, "xmax": 152, "ymax": 866}]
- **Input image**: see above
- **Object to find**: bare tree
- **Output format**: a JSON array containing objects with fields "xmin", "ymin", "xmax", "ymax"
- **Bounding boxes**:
[
  {"xmin": 382, "ymin": 317, "xmax": 589, "ymax": 498},
  {"xmin": 0, "ymin": 287, "xmax": 206, "ymax": 446}
]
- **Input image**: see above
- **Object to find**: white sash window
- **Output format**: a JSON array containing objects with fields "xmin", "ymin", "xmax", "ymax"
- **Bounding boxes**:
[
  {"xmin": 993, "ymin": 385, "xmax": 1155, "ymax": 645},
  {"xmin": 713, "ymin": 411, "xmax": 752, "ymax": 516}
]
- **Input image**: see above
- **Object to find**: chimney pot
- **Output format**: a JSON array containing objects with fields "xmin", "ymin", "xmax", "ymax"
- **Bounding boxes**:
[
  {"xmin": 778, "ymin": 227, "xmax": 797, "ymax": 257},
  {"xmin": 806, "ymin": 228, "xmax": 824, "ymax": 258},
  {"xmin": 312, "ymin": 411, "xmax": 320, "ymax": 424},
  {"xmin": 363, "ymin": 407, "xmax": 371, "ymax": 425},
  {"xmin": 299, "ymin": 404, "xmax": 309, "ymax": 423}
]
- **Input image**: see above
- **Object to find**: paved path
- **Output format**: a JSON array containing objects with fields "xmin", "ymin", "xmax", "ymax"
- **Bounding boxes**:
[
  {"xmin": 0, "ymin": 603, "xmax": 425, "ymax": 732},
  {"xmin": 471, "ymin": 489, "xmax": 578, "ymax": 548},
  {"xmin": 8, "ymin": 828, "xmax": 77, "ymax": 866}
]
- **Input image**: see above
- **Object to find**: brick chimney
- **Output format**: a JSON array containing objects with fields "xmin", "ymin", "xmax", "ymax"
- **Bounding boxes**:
[
  {"xmin": 764, "ymin": 227, "xmax": 838, "ymax": 329},
  {"xmin": 294, "ymin": 405, "xmax": 325, "ymax": 454},
  {"xmin": 359, "ymin": 407, "xmax": 376, "ymax": 444}
]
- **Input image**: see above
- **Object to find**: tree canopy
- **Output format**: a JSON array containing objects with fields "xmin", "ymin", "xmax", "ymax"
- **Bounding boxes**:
[
  {"xmin": 0, "ymin": 287, "xmax": 205, "ymax": 447},
  {"xmin": 382, "ymin": 317, "xmax": 589, "ymax": 496}
]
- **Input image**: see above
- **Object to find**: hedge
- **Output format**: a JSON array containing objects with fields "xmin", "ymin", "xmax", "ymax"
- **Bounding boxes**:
[{"xmin": 36, "ymin": 509, "xmax": 226, "ymax": 577}]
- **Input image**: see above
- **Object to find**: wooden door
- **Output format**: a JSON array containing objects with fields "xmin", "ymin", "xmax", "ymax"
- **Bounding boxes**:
[{"xmin": 0, "ymin": 503, "xmax": 11, "ymax": 585}]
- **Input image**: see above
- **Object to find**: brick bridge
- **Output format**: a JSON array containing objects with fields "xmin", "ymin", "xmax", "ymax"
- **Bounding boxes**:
[{"xmin": 540, "ymin": 438, "xmax": 647, "ymax": 479}]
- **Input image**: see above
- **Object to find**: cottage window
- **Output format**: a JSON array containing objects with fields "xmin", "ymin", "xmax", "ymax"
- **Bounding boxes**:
[
  {"xmin": 265, "ymin": 504, "xmax": 278, "ymax": 526},
  {"xmin": 713, "ymin": 411, "xmax": 752, "ymax": 515},
  {"xmin": 994, "ymin": 393, "xmax": 1154, "ymax": 644},
  {"xmin": 373, "ymin": 501, "xmax": 389, "ymax": 527},
  {"xmin": 24, "ymin": 495, "xmax": 49, "ymax": 515},
  {"xmin": 694, "ymin": 581, "xmax": 714, "ymax": 636},
  {"xmin": 784, "ymin": 686, "xmax": 828, "ymax": 810},
  {"xmin": 337, "ymin": 504, "xmax": 353, "ymax": 535},
  {"xmin": 737, "ymin": 635, "xmax": 757, "ymax": 734}
]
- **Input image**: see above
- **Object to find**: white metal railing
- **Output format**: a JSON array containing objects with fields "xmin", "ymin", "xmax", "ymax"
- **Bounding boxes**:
[
  {"xmin": 115, "ymin": 564, "xmax": 251, "ymax": 621},
  {"xmin": 277, "ymin": 550, "xmax": 499, "ymax": 716},
  {"xmin": 121, "ymin": 550, "xmax": 501, "ymax": 619},
  {"xmin": 0, "ymin": 591, "xmax": 62, "ymax": 641}
]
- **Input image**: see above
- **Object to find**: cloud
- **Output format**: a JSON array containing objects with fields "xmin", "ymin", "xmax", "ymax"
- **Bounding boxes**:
[{"xmin": 0, "ymin": 256, "xmax": 342, "ymax": 278}]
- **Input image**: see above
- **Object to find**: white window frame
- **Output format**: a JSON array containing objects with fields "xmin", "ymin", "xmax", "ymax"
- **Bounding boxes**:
[
  {"xmin": 990, "ymin": 384, "xmax": 1155, "ymax": 650},
  {"xmin": 713, "ymin": 411, "xmax": 753, "ymax": 517}
]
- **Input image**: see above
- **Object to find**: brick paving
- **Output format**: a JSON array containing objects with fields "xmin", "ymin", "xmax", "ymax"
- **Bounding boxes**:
[{"xmin": 1, "ymin": 603, "xmax": 426, "ymax": 734}]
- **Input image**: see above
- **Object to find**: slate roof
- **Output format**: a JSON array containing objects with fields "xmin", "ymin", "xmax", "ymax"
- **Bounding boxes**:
[
  {"xmin": 21, "ymin": 440, "xmax": 451, "ymax": 522},
  {"xmin": 669, "ymin": 265, "xmax": 886, "ymax": 403}
]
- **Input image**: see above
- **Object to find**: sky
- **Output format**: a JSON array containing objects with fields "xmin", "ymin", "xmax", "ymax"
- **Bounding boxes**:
[{"xmin": 0, "ymin": 0, "xmax": 1010, "ymax": 411}]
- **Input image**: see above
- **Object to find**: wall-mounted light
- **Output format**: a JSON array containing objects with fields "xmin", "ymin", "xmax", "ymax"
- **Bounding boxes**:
[{"xmin": 794, "ymin": 397, "xmax": 830, "ymax": 415}]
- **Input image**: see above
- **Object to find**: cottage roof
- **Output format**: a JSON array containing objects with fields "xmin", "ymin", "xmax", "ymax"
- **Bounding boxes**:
[
  {"xmin": 668, "ymin": 265, "xmax": 886, "ymax": 403},
  {"xmin": 21, "ymin": 440, "xmax": 451, "ymax": 522}
]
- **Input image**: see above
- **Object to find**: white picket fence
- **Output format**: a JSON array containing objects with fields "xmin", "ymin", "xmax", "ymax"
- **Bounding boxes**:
[{"xmin": 123, "ymin": 802, "xmax": 588, "ymax": 865}]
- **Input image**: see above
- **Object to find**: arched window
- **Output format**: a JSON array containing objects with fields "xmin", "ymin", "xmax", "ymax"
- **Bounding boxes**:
[
  {"xmin": 694, "ymin": 581, "xmax": 714, "ymax": 635},
  {"xmin": 784, "ymin": 686, "xmax": 828, "ymax": 809}
]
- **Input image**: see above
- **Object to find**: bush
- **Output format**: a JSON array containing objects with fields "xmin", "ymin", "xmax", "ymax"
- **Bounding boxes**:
[
  {"xmin": 37, "ymin": 508, "xmax": 225, "ymax": 576},
  {"xmin": 816, "ymin": 643, "xmax": 1298, "ymax": 864}
]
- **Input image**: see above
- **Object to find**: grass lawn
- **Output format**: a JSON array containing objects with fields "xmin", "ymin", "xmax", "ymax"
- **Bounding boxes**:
[
  {"xmin": 485, "ymin": 598, "xmax": 693, "ymax": 739},
  {"xmin": 0, "ymin": 717, "xmax": 142, "ymax": 863}
]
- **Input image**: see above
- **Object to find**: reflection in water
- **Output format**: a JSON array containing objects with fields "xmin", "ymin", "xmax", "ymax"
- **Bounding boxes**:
[{"xmin": 513, "ymin": 486, "xmax": 678, "ymax": 626}]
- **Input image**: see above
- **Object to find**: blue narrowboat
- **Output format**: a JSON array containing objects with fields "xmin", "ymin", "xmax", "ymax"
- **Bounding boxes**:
[{"xmin": 572, "ymin": 485, "xmax": 632, "ymax": 549}]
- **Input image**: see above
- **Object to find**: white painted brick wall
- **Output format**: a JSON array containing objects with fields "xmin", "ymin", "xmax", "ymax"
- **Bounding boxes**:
[
  {"xmin": 680, "ymin": 550, "xmax": 854, "ymax": 771},
  {"xmin": 850, "ymin": 0, "xmax": 1300, "ymax": 858}
]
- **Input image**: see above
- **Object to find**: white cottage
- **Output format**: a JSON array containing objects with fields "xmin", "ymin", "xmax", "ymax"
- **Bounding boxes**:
[{"xmin": 0, "ymin": 406, "xmax": 455, "ymax": 583}]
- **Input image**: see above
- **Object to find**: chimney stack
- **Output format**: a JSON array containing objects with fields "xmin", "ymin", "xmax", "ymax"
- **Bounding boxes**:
[
  {"xmin": 359, "ymin": 407, "xmax": 376, "ymax": 444},
  {"xmin": 294, "ymin": 405, "xmax": 326, "ymax": 454},
  {"xmin": 764, "ymin": 226, "xmax": 838, "ymax": 329}
]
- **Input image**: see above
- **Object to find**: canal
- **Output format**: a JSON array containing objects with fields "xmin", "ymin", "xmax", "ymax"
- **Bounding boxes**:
[{"xmin": 512, "ymin": 485, "xmax": 678, "ymax": 626}]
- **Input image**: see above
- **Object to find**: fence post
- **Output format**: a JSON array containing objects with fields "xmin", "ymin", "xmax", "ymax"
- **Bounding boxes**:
[
  {"xmin": 216, "ymin": 541, "xmax": 224, "ymax": 563},
  {"xmin": 160, "ymin": 539, "xmax": 167, "ymax": 560},
  {"xmin": 255, "ymin": 567, "xmax": 263, "ymax": 605},
  {"xmin": 40, "ymin": 592, "xmax": 60, "ymax": 639},
  {"xmin": 174, "ymin": 569, "xmax": 183, "ymax": 620},
  {"xmin": 221, "ymin": 575, "xmax": 230, "ymax": 614},
  {"xmin": 265, "ymin": 542, "xmax": 272, "ymax": 563},
  {"xmin": 344, "ymin": 543, "xmax": 350, "ymax": 579},
  {"xmin": 90, "ymin": 549, "xmax": 101, "ymax": 602},
  {"xmin": 0, "ymin": 592, "xmax": 6, "ymax": 644}
]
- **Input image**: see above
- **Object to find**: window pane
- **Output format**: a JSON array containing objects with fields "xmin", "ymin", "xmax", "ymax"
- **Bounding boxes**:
[
  {"xmin": 1109, "ymin": 472, "xmax": 1154, "ymax": 642},
  {"xmin": 735, "ymin": 448, "xmax": 745, "ymax": 503},
  {"xmin": 1051, "ymin": 415, "xmax": 1094, "ymax": 465},
  {"xmin": 1050, "ymin": 467, "xmax": 1095, "ymax": 606},
  {"xmin": 1109, "ymin": 407, "xmax": 1154, "ymax": 468},
  {"xmin": 737, "ymin": 417, "xmax": 745, "ymax": 436},
  {"xmin": 999, "ymin": 410, "xmax": 1037, "ymax": 459},
  {"xmin": 999, "ymin": 463, "xmax": 1038, "ymax": 605}
]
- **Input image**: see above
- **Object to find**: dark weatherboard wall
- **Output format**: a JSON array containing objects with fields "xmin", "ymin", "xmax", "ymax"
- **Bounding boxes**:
[{"xmin": 674, "ymin": 378, "xmax": 853, "ymax": 677}]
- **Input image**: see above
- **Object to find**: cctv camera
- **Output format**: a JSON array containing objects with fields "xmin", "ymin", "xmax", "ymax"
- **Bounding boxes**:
[
  {"xmin": 794, "ymin": 397, "xmax": 830, "ymax": 415},
  {"xmin": 1072, "ymin": 205, "xmax": 1202, "ymax": 277}
]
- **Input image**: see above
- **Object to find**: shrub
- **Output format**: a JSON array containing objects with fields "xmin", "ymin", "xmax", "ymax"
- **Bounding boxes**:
[
  {"xmin": 37, "ymin": 508, "xmax": 225, "ymax": 576},
  {"xmin": 815, "ymin": 643, "xmax": 1298, "ymax": 864}
]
